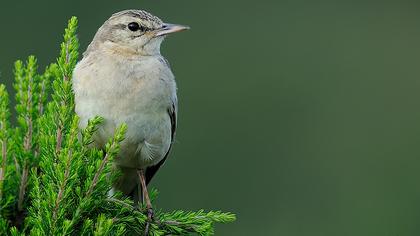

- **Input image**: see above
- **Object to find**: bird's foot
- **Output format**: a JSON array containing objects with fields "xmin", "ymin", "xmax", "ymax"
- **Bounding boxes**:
[{"xmin": 144, "ymin": 207, "xmax": 154, "ymax": 236}]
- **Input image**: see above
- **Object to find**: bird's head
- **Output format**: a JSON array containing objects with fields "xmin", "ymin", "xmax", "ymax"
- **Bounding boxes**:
[{"xmin": 90, "ymin": 10, "xmax": 189, "ymax": 56}]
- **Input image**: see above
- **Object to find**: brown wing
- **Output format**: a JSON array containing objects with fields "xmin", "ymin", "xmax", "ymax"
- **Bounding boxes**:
[{"xmin": 145, "ymin": 102, "xmax": 177, "ymax": 185}]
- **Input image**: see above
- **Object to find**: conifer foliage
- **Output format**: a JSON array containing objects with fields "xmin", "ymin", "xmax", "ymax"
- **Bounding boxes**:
[{"xmin": 0, "ymin": 17, "xmax": 235, "ymax": 235}]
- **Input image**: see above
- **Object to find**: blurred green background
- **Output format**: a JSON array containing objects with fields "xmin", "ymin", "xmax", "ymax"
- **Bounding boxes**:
[{"xmin": 1, "ymin": 0, "xmax": 420, "ymax": 235}]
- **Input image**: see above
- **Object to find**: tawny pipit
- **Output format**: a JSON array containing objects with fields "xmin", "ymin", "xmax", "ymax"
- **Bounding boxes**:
[{"xmin": 72, "ymin": 9, "xmax": 189, "ymax": 232}]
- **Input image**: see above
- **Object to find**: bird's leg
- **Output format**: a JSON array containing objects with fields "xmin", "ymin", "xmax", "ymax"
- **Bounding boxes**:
[{"xmin": 137, "ymin": 169, "xmax": 153, "ymax": 235}]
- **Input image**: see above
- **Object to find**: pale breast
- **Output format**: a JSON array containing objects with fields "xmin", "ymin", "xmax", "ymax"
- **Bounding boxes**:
[{"xmin": 73, "ymin": 52, "xmax": 176, "ymax": 168}]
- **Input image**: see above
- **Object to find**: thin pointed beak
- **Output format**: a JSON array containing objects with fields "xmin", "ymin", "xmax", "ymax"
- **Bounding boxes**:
[{"xmin": 155, "ymin": 23, "xmax": 190, "ymax": 37}]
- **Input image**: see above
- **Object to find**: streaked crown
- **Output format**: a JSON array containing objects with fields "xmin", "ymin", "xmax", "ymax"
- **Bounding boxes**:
[{"xmin": 109, "ymin": 10, "xmax": 164, "ymax": 30}]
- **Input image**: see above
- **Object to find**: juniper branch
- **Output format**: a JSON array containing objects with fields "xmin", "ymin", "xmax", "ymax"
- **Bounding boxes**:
[
  {"xmin": 14, "ymin": 56, "xmax": 39, "ymax": 212},
  {"xmin": 17, "ymin": 164, "xmax": 28, "ymax": 212},
  {"xmin": 86, "ymin": 124, "xmax": 127, "ymax": 198}
]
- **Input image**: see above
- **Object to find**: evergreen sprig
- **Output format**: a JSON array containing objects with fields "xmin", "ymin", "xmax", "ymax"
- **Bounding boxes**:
[{"xmin": 0, "ymin": 16, "xmax": 235, "ymax": 235}]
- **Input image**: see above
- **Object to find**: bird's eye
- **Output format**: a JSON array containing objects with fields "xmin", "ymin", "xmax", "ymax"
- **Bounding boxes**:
[{"xmin": 128, "ymin": 22, "xmax": 141, "ymax": 31}]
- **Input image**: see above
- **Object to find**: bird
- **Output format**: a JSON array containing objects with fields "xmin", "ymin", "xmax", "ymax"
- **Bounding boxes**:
[{"xmin": 72, "ymin": 9, "xmax": 189, "ymax": 233}]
